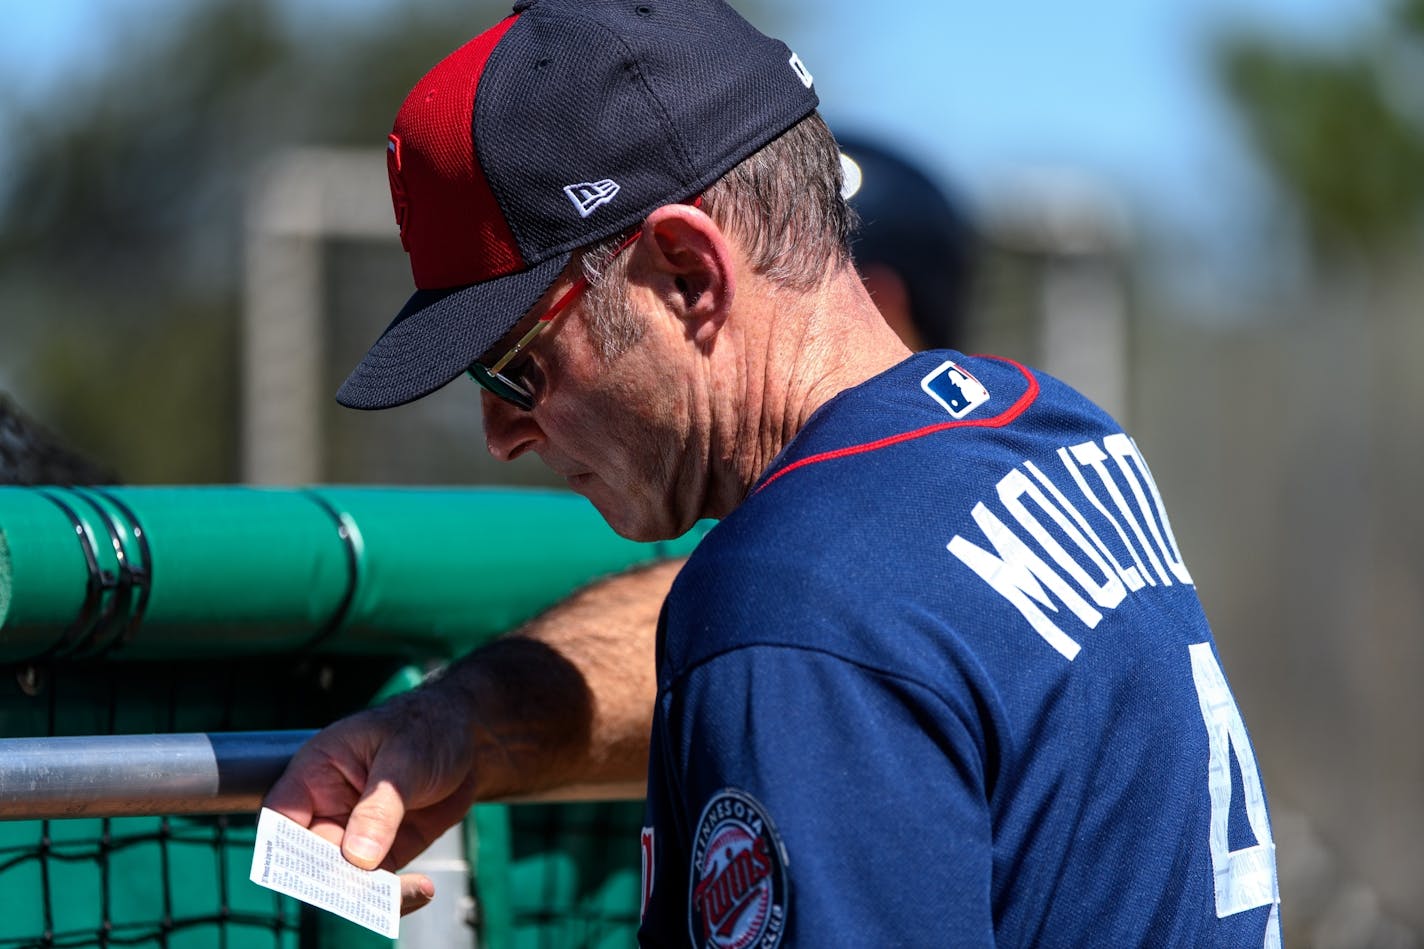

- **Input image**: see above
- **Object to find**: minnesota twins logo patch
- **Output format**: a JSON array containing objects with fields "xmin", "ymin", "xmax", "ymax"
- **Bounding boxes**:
[
  {"xmin": 921, "ymin": 359, "xmax": 990, "ymax": 418},
  {"xmin": 689, "ymin": 789, "xmax": 789, "ymax": 949}
]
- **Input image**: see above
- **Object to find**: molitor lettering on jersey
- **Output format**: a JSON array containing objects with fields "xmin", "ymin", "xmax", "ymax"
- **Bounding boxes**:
[
  {"xmin": 948, "ymin": 433, "xmax": 1194, "ymax": 661},
  {"xmin": 689, "ymin": 789, "xmax": 789, "ymax": 949}
]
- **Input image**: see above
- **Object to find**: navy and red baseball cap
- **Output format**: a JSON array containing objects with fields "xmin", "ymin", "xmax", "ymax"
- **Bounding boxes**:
[{"xmin": 336, "ymin": 0, "xmax": 820, "ymax": 410}]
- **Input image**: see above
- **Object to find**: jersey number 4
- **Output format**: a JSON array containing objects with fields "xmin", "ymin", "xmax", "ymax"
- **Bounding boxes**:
[{"xmin": 1188, "ymin": 642, "xmax": 1281, "ymax": 948}]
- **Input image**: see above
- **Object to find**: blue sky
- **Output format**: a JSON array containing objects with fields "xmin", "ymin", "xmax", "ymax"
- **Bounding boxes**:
[
  {"xmin": 780, "ymin": 0, "xmax": 1383, "ymax": 269},
  {"xmin": 0, "ymin": 0, "xmax": 1388, "ymax": 285}
]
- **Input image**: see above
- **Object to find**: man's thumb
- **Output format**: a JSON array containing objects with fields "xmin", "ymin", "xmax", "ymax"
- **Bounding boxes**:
[{"xmin": 342, "ymin": 779, "xmax": 406, "ymax": 869}]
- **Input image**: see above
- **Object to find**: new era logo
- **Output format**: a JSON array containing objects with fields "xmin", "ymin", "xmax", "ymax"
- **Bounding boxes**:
[
  {"xmin": 921, "ymin": 360, "xmax": 991, "ymax": 418},
  {"xmin": 563, "ymin": 179, "xmax": 620, "ymax": 217}
]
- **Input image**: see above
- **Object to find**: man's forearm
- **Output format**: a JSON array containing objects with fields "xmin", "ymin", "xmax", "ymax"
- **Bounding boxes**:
[{"xmin": 426, "ymin": 558, "xmax": 680, "ymax": 800}]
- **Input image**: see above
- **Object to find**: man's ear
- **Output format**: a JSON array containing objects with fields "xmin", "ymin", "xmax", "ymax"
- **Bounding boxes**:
[{"xmin": 639, "ymin": 203, "xmax": 736, "ymax": 347}]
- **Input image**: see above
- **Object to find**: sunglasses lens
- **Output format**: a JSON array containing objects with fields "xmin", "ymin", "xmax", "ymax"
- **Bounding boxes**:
[{"xmin": 468, "ymin": 365, "xmax": 533, "ymax": 410}]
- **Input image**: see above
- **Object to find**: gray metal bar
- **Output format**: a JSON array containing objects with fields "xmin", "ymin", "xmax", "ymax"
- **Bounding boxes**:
[
  {"xmin": 0, "ymin": 730, "xmax": 643, "ymax": 820},
  {"xmin": 0, "ymin": 730, "xmax": 316, "ymax": 819}
]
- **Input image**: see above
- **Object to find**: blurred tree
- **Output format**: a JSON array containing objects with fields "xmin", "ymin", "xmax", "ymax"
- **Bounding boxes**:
[
  {"xmin": 0, "ymin": 0, "xmax": 504, "ymax": 482},
  {"xmin": 1214, "ymin": 0, "xmax": 1424, "ymax": 266},
  {"xmin": 0, "ymin": 0, "xmax": 790, "ymax": 483}
]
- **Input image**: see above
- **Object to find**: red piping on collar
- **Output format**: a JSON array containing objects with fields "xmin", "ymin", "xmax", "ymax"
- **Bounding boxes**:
[{"xmin": 755, "ymin": 356, "xmax": 1039, "ymax": 495}]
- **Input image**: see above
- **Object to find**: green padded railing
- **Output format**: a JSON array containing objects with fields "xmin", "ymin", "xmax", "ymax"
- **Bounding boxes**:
[
  {"xmin": 0, "ymin": 485, "xmax": 705, "ymax": 661},
  {"xmin": 0, "ymin": 485, "xmax": 707, "ymax": 948}
]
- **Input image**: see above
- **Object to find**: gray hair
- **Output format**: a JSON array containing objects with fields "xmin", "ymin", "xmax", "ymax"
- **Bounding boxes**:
[{"xmin": 577, "ymin": 112, "xmax": 855, "ymax": 359}]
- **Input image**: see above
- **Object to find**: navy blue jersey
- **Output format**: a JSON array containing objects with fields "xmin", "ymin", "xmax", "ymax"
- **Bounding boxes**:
[{"xmin": 638, "ymin": 352, "xmax": 1280, "ymax": 948}]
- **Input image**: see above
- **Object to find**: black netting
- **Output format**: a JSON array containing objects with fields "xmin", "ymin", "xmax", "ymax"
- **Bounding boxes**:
[
  {"xmin": 504, "ymin": 802, "xmax": 643, "ymax": 948},
  {"xmin": 0, "ymin": 814, "xmax": 298, "ymax": 949},
  {"xmin": 0, "ymin": 657, "xmax": 648, "ymax": 948},
  {"xmin": 0, "ymin": 657, "xmax": 406, "ymax": 949}
]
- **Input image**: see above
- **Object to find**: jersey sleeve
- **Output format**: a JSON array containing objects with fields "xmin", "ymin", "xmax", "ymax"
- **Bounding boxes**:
[{"xmin": 650, "ymin": 642, "xmax": 996, "ymax": 948}]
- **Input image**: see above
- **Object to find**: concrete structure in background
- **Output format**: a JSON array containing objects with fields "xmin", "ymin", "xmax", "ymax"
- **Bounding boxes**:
[
  {"xmin": 243, "ymin": 149, "xmax": 392, "ymax": 485},
  {"xmin": 982, "ymin": 169, "xmax": 1134, "ymax": 427},
  {"xmin": 243, "ymin": 148, "xmax": 560, "ymax": 490}
]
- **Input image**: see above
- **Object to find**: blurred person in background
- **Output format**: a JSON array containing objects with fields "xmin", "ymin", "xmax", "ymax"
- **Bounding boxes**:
[
  {"xmin": 0, "ymin": 395, "xmax": 118, "ymax": 486},
  {"xmin": 269, "ymin": 1, "xmax": 1278, "ymax": 943},
  {"xmin": 834, "ymin": 131, "xmax": 975, "ymax": 353}
]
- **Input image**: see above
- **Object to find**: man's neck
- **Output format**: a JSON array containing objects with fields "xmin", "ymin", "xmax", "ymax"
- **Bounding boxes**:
[{"xmin": 706, "ymin": 268, "xmax": 912, "ymax": 516}]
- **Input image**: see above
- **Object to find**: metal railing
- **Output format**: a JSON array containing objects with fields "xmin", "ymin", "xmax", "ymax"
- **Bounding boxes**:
[{"xmin": 0, "ymin": 730, "xmax": 644, "ymax": 821}]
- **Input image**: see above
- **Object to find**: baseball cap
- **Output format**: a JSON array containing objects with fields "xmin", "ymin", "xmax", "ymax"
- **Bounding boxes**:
[{"xmin": 336, "ymin": 0, "xmax": 821, "ymax": 410}]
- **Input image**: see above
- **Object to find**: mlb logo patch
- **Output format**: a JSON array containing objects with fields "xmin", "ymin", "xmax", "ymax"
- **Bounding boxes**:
[{"xmin": 921, "ymin": 360, "xmax": 990, "ymax": 418}]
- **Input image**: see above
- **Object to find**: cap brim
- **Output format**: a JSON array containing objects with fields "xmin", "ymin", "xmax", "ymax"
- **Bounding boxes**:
[{"xmin": 336, "ymin": 254, "xmax": 570, "ymax": 410}]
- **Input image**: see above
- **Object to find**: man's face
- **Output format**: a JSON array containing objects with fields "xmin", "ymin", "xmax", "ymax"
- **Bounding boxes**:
[{"xmin": 479, "ymin": 273, "xmax": 703, "ymax": 542}]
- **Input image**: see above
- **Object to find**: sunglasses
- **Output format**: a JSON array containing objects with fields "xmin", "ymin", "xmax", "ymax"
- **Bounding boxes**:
[
  {"xmin": 469, "ymin": 197, "xmax": 704, "ymax": 411},
  {"xmin": 468, "ymin": 228, "xmax": 643, "ymax": 411}
]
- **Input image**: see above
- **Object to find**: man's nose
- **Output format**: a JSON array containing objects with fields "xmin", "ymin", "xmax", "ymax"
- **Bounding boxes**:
[{"xmin": 481, "ymin": 390, "xmax": 543, "ymax": 461}]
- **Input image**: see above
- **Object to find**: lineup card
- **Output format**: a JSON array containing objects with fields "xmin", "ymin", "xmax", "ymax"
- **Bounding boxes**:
[{"xmin": 249, "ymin": 807, "xmax": 401, "ymax": 939}]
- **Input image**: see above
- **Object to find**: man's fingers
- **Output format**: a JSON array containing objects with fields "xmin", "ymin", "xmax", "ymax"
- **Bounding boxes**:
[
  {"xmin": 307, "ymin": 817, "xmax": 350, "ymax": 850},
  {"xmin": 261, "ymin": 761, "xmax": 317, "ymax": 829},
  {"xmin": 399, "ymin": 873, "xmax": 436, "ymax": 916},
  {"xmin": 342, "ymin": 779, "xmax": 407, "ymax": 869}
]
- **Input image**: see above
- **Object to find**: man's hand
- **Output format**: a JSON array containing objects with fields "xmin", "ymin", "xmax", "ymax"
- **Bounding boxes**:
[
  {"xmin": 263, "ymin": 685, "xmax": 481, "ymax": 915},
  {"xmin": 262, "ymin": 558, "xmax": 682, "ymax": 915}
]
